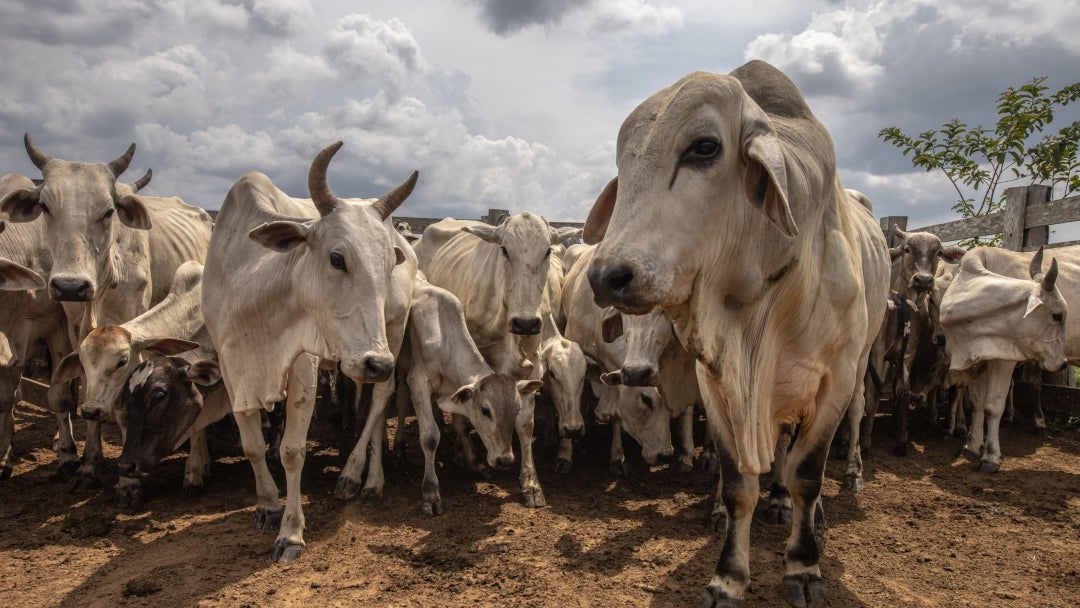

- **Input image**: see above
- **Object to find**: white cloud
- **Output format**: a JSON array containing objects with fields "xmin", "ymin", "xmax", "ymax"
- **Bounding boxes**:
[
  {"xmin": 588, "ymin": 0, "xmax": 683, "ymax": 36},
  {"xmin": 324, "ymin": 14, "xmax": 427, "ymax": 98}
]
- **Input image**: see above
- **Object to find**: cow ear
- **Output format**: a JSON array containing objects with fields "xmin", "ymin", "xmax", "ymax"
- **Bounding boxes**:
[
  {"xmin": 583, "ymin": 177, "xmax": 617, "ymax": 245},
  {"xmin": 393, "ymin": 246, "xmax": 406, "ymax": 265},
  {"xmin": 249, "ymin": 221, "xmax": 312, "ymax": 252},
  {"xmin": 549, "ymin": 226, "xmax": 582, "ymax": 245},
  {"xmin": 600, "ymin": 370, "xmax": 623, "ymax": 386},
  {"xmin": 0, "ymin": 259, "xmax": 45, "ymax": 291},
  {"xmin": 583, "ymin": 355, "xmax": 603, "ymax": 382},
  {"xmin": 140, "ymin": 338, "xmax": 201, "ymax": 357},
  {"xmin": 449, "ymin": 383, "xmax": 476, "ymax": 405},
  {"xmin": 52, "ymin": 352, "xmax": 84, "ymax": 385},
  {"xmin": 115, "ymin": 194, "xmax": 153, "ymax": 230},
  {"xmin": 743, "ymin": 132, "xmax": 797, "ymax": 238},
  {"xmin": 0, "ymin": 188, "xmax": 42, "ymax": 223},
  {"xmin": 939, "ymin": 246, "xmax": 965, "ymax": 264},
  {"xmin": 461, "ymin": 224, "xmax": 499, "ymax": 243},
  {"xmin": 186, "ymin": 360, "xmax": 221, "ymax": 387},
  {"xmin": 601, "ymin": 309, "xmax": 624, "ymax": 343},
  {"xmin": 516, "ymin": 379, "xmax": 543, "ymax": 397},
  {"xmin": 1024, "ymin": 293, "xmax": 1044, "ymax": 319}
]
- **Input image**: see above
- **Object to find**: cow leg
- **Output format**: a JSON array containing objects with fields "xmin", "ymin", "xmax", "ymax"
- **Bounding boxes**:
[
  {"xmin": 1004, "ymin": 377, "xmax": 1017, "ymax": 425},
  {"xmin": 554, "ymin": 436, "xmax": 574, "ymax": 474},
  {"xmin": 779, "ymin": 427, "xmax": 832, "ymax": 608},
  {"xmin": 893, "ymin": 382, "xmax": 911, "ymax": 457},
  {"xmin": 357, "ymin": 376, "xmax": 394, "ymax": 503},
  {"xmin": 407, "ymin": 373, "xmax": 442, "ymax": 515},
  {"xmin": 843, "ymin": 384, "xmax": 866, "ymax": 492},
  {"xmin": 1031, "ymin": 373, "xmax": 1046, "ymax": 435},
  {"xmin": 268, "ymin": 356, "xmax": 317, "ymax": 563},
  {"xmin": 702, "ymin": 430, "xmax": 758, "ymax": 605},
  {"xmin": 0, "ymin": 367, "xmax": 19, "ymax": 480},
  {"xmin": 45, "ymin": 376, "xmax": 79, "ymax": 478},
  {"xmin": 183, "ymin": 427, "xmax": 211, "ymax": 497},
  {"xmin": 965, "ymin": 360, "xmax": 1014, "ymax": 474},
  {"xmin": 609, "ymin": 418, "xmax": 628, "ymax": 477},
  {"xmin": 68, "ymin": 420, "xmax": 104, "ymax": 493},
  {"xmin": 673, "ymin": 407, "xmax": 695, "ymax": 473},
  {"xmin": 335, "ymin": 380, "xmax": 386, "ymax": 500},
  {"xmin": 767, "ymin": 428, "xmax": 793, "ymax": 524},
  {"xmin": 235, "ymin": 408, "xmax": 282, "ymax": 531},
  {"xmin": 392, "ymin": 372, "xmax": 411, "ymax": 467},
  {"xmin": 515, "ymin": 394, "xmax": 545, "ymax": 508}
]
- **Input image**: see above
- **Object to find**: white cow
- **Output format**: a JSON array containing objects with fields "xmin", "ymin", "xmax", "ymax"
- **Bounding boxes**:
[
  {"xmin": 940, "ymin": 246, "xmax": 1070, "ymax": 473},
  {"xmin": 0, "ymin": 135, "xmax": 212, "ymax": 491},
  {"xmin": 401, "ymin": 276, "xmax": 542, "ymax": 514},
  {"xmin": 201, "ymin": 141, "xmax": 417, "ymax": 562},
  {"xmin": 584, "ymin": 61, "xmax": 890, "ymax": 607},
  {"xmin": 415, "ymin": 213, "xmax": 580, "ymax": 507},
  {"xmin": 537, "ymin": 318, "xmax": 587, "ymax": 473}
]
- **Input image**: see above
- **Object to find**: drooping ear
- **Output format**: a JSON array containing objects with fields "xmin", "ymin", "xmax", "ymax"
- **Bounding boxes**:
[
  {"xmin": 0, "ymin": 259, "xmax": 45, "ymax": 291},
  {"xmin": 601, "ymin": 309, "xmax": 624, "ymax": 343},
  {"xmin": 0, "ymin": 188, "xmax": 42, "ymax": 223},
  {"xmin": 449, "ymin": 383, "xmax": 476, "ymax": 405},
  {"xmin": 583, "ymin": 177, "xmax": 617, "ymax": 245},
  {"xmin": 114, "ymin": 194, "xmax": 153, "ymax": 230},
  {"xmin": 393, "ymin": 246, "xmax": 406, "ymax": 265},
  {"xmin": 1042, "ymin": 257, "xmax": 1059, "ymax": 292},
  {"xmin": 743, "ymin": 130, "xmax": 797, "ymax": 238},
  {"xmin": 583, "ymin": 355, "xmax": 603, "ymax": 382},
  {"xmin": 140, "ymin": 338, "xmax": 201, "ymax": 357},
  {"xmin": 516, "ymin": 379, "xmax": 543, "ymax": 397},
  {"xmin": 52, "ymin": 351, "xmax": 85, "ymax": 385},
  {"xmin": 939, "ymin": 245, "xmax": 965, "ymax": 264},
  {"xmin": 461, "ymin": 224, "xmax": 499, "ymax": 243},
  {"xmin": 187, "ymin": 359, "xmax": 221, "ymax": 387},
  {"xmin": 1024, "ymin": 293, "xmax": 1044, "ymax": 319},
  {"xmin": 549, "ymin": 226, "xmax": 582, "ymax": 244},
  {"xmin": 249, "ymin": 220, "xmax": 313, "ymax": 252},
  {"xmin": 600, "ymin": 370, "xmax": 623, "ymax": 386}
]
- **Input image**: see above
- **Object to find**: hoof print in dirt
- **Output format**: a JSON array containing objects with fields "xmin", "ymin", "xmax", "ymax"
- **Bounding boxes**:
[
  {"xmin": 123, "ymin": 576, "xmax": 162, "ymax": 597},
  {"xmin": 333, "ymin": 476, "xmax": 361, "ymax": 500},
  {"xmin": 268, "ymin": 540, "xmax": 304, "ymax": 563},
  {"xmin": 66, "ymin": 472, "xmax": 102, "ymax": 494},
  {"xmin": 253, "ymin": 507, "xmax": 283, "ymax": 531},
  {"xmin": 781, "ymin": 573, "xmax": 826, "ymax": 608}
]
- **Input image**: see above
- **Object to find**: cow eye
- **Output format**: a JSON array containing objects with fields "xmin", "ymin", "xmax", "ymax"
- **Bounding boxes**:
[
  {"xmin": 682, "ymin": 138, "xmax": 721, "ymax": 164},
  {"xmin": 101, "ymin": 208, "xmax": 115, "ymax": 222},
  {"xmin": 544, "ymin": 248, "xmax": 552, "ymax": 259},
  {"xmin": 500, "ymin": 246, "xmax": 509, "ymax": 259},
  {"xmin": 329, "ymin": 252, "xmax": 347, "ymax": 271},
  {"xmin": 39, "ymin": 202, "xmax": 51, "ymax": 215},
  {"xmin": 150, "ymin": 389, "xmax": 166, "ymax": 405},
  {"xmin": 641, "ymin": 394, "xmax": 654, "ymax": 410},
  {"xmin": 1053, "ymin": 313, "xmax": 1064, "ymax": 323},
  {"xmin": 904, "ymin": 246, "xmax": 911, "ymax": 254},
  {"xmin": 480, "ymin": 405, "xmax": 493, "ymax": 418},
  {"xmin": 548, "ymin": 370, "xmax": 557, "ymax": 380},
  {"xmin": 116, "ymin": 358, "xmax": 128, "ymax": 370}
]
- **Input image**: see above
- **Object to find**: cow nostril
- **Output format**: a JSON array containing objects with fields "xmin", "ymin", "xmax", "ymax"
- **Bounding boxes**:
[
  {"xmin": 495, "ymin": 454, "xmax": 515, "ymax": 469},
  {"xmin": 363, "ymin": 358, "xmax": 394, "ymax": 381},
  {"xmin": 49, "ymin": 278, "xmax": 93, "ymax": 302},
  {"xmin": 603, "ymin": 263, "xmax": 634, "ymax": 294},
  {"xmin": 510, "ymin": 317, "xmax": 542, "ymax": 335},
  {"xmin": 621, "ymin": 366, "xmax": 656, "ymax": 387},
  {"xmin": 81, "ymin": 408, "xmax": 100, "ymax": 421},
  {"xmin": 562, "ymin": 426, "xmax": 585, "ymax": 440}
]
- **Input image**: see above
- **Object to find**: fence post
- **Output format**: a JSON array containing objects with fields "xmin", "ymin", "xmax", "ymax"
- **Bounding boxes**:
[
  {"xmin": 1003, "ymin": 185, "xmax": 1054, "ymax": 251},
  {"xmin": 1023, "ymin": 185, "xmax": 1052, "ymax": 250},
  {"xmin": 481, "ymin": 208, "xmax": 510, "ymax": 226},
  {"xmin": 879, "ymin": 215, "xmax": 908, "ymax": 247}
]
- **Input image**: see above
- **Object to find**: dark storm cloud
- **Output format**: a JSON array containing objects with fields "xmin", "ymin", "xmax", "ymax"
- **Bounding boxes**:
[{"xmin": 465, "ymin": 0, "xmax": 589, "ymax": 36}]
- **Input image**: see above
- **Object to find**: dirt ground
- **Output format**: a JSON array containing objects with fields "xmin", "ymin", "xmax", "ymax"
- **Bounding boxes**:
[{"xmin": 0, "ymin": 397, "xmax": 1078, "ymax": 608}]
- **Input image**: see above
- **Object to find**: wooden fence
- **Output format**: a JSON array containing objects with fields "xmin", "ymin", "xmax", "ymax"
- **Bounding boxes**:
[{"xmin": 881, "ymin": 184, "xmax": 1080, "ymax": 418}]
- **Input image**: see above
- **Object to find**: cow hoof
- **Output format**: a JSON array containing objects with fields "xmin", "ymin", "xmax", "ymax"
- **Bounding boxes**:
[
  {"xmin": 708, "ymin": 507, "xmax": 729, "ymax": 535},
  {"xmin": 842, "ymin": 473, "xmax": 863, "ymax": 492},
  {"xmin": 268, "ymin": 540, "xmax": 304, "ymax": 563},
  {"xmin": 359, "ymin": 487, "xmax": 384, "ymax": 505},
  {"xmin": 333, "ymin": 476, "xmax": 361, "ymax": 500},
  {"xmin": 701, "ymin": 585, "xmax": 745, "ymax": 607},
  {"xmin": 422, "ymin": 499, "xmax": 444, "ymax": 516},
  {"xmin": 977, "ymin": 460, "xmax": 1000, "ymax": 474},
  {"xmin": 55, "ymin": 459, "xmax": 80, "ymax": 480},
  {"xmin": 609, "ymin": 460, "xmax": 629, "ymax": 477},
  {"xmin": 767, "ymin": 502, "xmax": 793, "ymax": 525},
  {"xmin": 674, "ymin": 458, "xmax": 694, "ymax": 474},
  {"xmin": 66, "ymin": 472, "xmax": 101, "ymax": 494},
  {"xmin": 781, "ymin": 573, "xmax": 826, "ymax": 608},
  {"xmin": 182, "ymin": 481, "xmax": 204, "ymax": 499},
  {"xmin": 253, "ymin": 507, "xmax": 283, "ymax": 531},
  {"xmin": 1033, "ymin": 426, "xmax": 1047, "ymax": 437},
  {"xmin": 115, "ymin": 485, "xmax": 146, "ymax": 510},
  {"xmin": 522, "ymin": 488, "xmax": 546, "ymax": 508},
  {"xmin": 695, "ymin": 452, "xmax": 719, "ymax": 474},
  {"xmin": 0, "ymin": 465, "xmax": 11, "ymax": 481},
  {"xmin": 958, "ymin": 447, "xmax": 980, "ymax": 462},
  {"xmin": 553, "ymin": 458, "xmax": 572, "ymax": 474},
  {"xmin": 892, "ymin": 443, "xmax": 908, "ymax": 457},
  {"xmin": 472, "ymin": 464, "xmax": 493, "ymax": 481}
]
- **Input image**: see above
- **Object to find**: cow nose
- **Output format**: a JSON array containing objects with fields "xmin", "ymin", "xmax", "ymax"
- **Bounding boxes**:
[
  {"xmin": 495, "ymin": 453, "xmax": 515, "ymax": 469},
  {"xmin": 117, "ymin": 462, "xmax": 136, "ymax": 477},
  {"xmin": 361, "ymin": 356, "xmax": 395, "ymax": 383},
  {"xmin": 589, "ymin": 262, "xmax": 634, "ymax": 303},
  {"xmin": 561, "ymin": 425, "xmax": 585, "ymax": 440},
  {"xmin": 50, "ymin": 277, "xmax": 93, "ymax": 301},
  {"xmin": 509, "ymin": 316, "xmax": 542, "ymax": 335},
  {"xmin": 620, "ymin": 365, "xmax": 657, "ymax": 387},
  {"xmin": 911, "ymin": 274, "xmax": 933, "ymax": 291},
  {"xmin": 81, "ymin": 407, "xmax": 102, "ymax": 421}
]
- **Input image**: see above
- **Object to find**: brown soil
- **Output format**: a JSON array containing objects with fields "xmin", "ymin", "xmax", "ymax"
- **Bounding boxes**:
[{"xmin": 1, "ymin": 400, "xmax": 1077, "ymax": 608}]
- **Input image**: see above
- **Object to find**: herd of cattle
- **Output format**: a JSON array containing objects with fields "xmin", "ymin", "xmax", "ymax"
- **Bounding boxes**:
[{"xmin": 0, "ymin": 60, "xmax": 1074, "ymax": 607}]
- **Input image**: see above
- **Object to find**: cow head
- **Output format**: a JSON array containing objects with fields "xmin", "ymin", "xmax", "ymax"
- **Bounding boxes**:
[
  {"xmin": 52, "ymin": 325, "xmax": 199, "ymax": 421},
  {"xmin": 247, "ymin": 142, "xmax": 416, "ymax": 384},
  {"xmin": 889, "ymin": 226, "xmax": 965, "ymax": 295},
  {"xmin": 117, "ymin": 355, "xmax": 221, "ymax": 479},
  {"xmin": 461, "ymin": 213, "xmax": 580, "ymax": 336},
  {"xmin": 440, "ymin": 375, "xmax": 542, "ymax": 470},
  {"xmin": 540, "ymin": 324, "xmax": 587, "ymax": 439},
  {"xmin": 0, "ymin": 134, "xmax": 150, "ymax": 302},
  {"xmin": 594, "ymin": 379, "xmax": 673, "ymax": 465},
  {"xmin": 585, "ymin": 68, "xmax": 803, "ymax": 314},
  {"xmin": 600, "ymin": 307, "xmax": 675, "ymax": 387}
]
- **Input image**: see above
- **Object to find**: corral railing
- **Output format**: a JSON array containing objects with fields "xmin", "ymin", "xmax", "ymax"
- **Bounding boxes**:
[{"xmin": 880, "ymin": 184, "xmax": 1080, "ymax": 418}]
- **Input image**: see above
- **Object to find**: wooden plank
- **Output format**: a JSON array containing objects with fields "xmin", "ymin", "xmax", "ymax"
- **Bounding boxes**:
[
  {"xmin": 1022, "ymin": 185, "xmax": 1051, "ymax": 249},
  {"xmin": 1002, "ymin": 186, "xmax": 1028, "ymax": 250},
  {"xmin": 1027, "ymin": 239, "xmax": 1080, "ymax": 252},
  {"xmin": 1013, "ymin": 381, "xmax": 1080, "ymax": 417},
  {"xmin": 911, "ymin": 212, "xmax": 1004, "ymax": 242},
  {"xmin": 1023, "ymin": 194, "xmax": 1080, "ymax": 229}
]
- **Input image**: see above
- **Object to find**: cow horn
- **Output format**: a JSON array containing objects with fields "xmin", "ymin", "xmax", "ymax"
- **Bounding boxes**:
[
  {"xmin": 308, "ymin": 141, "xmax": 345, "ymax": 216},
  {"xmin": 107, "ymin": 143, "xmax": 137, "ymax": 177},
  {"xmin": 1029, "ymin": 246, "xmax": 1045, "ymax": 280},
  {"xmin": 131, "ymin": 168, "xmax": 152, "ymax": 192},
  {"xmin": 23, "ymin": 133, "xmax": 50, "ymax": 170},
  {"xmin": 372, "ymin": 171, "xmax": 419, "ymax": 220},
  {"xmin": 1042, "ymin": 257, "xmax": 1059, "ymax": 292}
]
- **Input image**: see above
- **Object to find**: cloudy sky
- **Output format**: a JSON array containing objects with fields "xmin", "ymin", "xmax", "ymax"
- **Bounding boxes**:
[{"xmin": 0, "ymin": 0, "xmax": 1076, "ymax": 230}]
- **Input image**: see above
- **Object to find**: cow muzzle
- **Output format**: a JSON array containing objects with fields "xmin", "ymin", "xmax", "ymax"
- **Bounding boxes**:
[
  {"xmin": 560, "ymin": 424, "xmax": 585, "ymax": 440},
  {"xmin": 619, "ymin": 365, "xmax": 658, "ymax": 387},
  {"xmin": 910, "ymin": 274, "xmax": 934, "ymax": 293},
  {"xmin": 342, "ymin": 353, "xmax": 395, "ymax": 384},
  {"xmin": 509, "ymin": 316, "xmax": 542, "ymax": 336},
  {"xmin": 80, "ymin": 405, "xmax": 107, "ymax": 421},
  {"xmin": 588, "ymin": 258, "xmax": 655, "ymax": 314},
  {"xmin": 49, "ymin": 276, "xmax": 94, "ymax": 302}
]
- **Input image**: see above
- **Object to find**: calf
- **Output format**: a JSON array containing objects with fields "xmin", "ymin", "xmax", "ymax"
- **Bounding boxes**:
[{"xmin": 538, "ymin": 319, "xmax": 587, "ymax": 473}]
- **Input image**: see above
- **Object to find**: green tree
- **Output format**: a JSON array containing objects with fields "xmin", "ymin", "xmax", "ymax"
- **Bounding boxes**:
[{"xmin": 879, "ymin": 77, "xmax": 1080, "ymax": 247}]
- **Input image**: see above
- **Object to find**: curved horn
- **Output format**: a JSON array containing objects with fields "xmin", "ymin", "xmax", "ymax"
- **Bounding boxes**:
[
  {"xmin": 372, "ymin": 171, "xmax": 419, "ymax": 220},
  {"xmin": 548, "ymin": 313, "xmax": 562, "ymax": 338},
  {"xmin": 1042, "ymin": 257, "xmax": 1059, "ymax": 292},
  {"xmin": 1029, "ymin": 246, "xmax": 1045, "ymax": 280},
  {"xmin": 107, "ymin": 143, "xmax": 137, "ymax": 177},
  {"xmin": 23, "ymin": 133, "xmax": 50, "ymax": 170},
  {"xmin": 308, "ymin": 141, "xmax": 345, "ymax": 217},
  {"xmin": 131, "ymin": 168, "xmax": 152, "ymax": 192},
  {"xmin": 891, "ymin": 224, "xmax": 910, "ymax": 242}
]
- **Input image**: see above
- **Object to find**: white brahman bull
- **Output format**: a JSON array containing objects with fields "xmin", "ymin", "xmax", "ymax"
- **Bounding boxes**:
[
  {"xmin": 201, "ymin": 141, "xmax": 417, "ymax": 562},
  {"xmin": 940, "ymin": 246, "xmax": 1070, "ymax": 473},
  {"xmin": 584, "ymin": 60, "xmax": 890, "ymax": 607},
  {"xmin": 414, "ymin": 213, "xmax": 579, "ymax": 508},
  {"xmin": 0, "ymin": 135, "xmax": 212, "ymax": 492}
]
